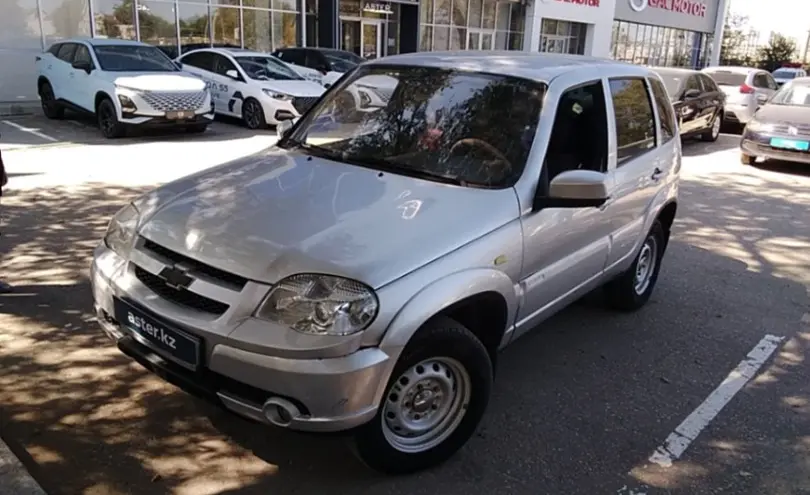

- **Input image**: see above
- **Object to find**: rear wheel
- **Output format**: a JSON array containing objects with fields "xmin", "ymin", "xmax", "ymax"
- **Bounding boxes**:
[
  {"xmin": 39, "ymin": 81, "xmax": 64, "ymax": 120},
  {"xmin": 97, "ymin": 98, "xmax": 125, "ymax": 139},
  {"xmin": 241, "ymin": 98, "xmax": 266, "ymax": 130},
  {"xmin": 701, "ymin": 111, "xmax": 722, "ymax": 142},
  {"xmin": 352, "ymin": 317, "xmax": 493, "ymax": 474},
  {"xmin": 740, "ymin": 153, "xmax": 755, "ymax": 165}
]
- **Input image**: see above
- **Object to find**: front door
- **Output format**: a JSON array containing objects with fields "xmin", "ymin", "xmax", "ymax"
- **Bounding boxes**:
[{"xmin": 361, "ymin": 21, "xmax": 382, "ymax": 59}]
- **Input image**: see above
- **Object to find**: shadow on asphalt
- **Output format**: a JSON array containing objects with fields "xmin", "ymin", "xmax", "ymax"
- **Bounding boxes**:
[{"xmin": 0, "ymin": 168, "xmax": 807, "ymax": 494}]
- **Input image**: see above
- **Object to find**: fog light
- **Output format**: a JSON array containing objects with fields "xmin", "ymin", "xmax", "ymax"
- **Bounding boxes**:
[{"xmin": 118, "ymin": 95, "xmax": 137, "ymax": 113}]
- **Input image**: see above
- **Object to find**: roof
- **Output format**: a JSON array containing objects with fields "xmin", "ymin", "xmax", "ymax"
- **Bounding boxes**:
[
  {"xmin": 647, "ymin": 66, "xmax": 698, "ymax": 76},
  {"xmin": 365, "ymin": 51, "xmax": 642, "ymax": 82},
  {"xmin": 702, "ymin": 65, "xmax": 760, "ymax": 74}
]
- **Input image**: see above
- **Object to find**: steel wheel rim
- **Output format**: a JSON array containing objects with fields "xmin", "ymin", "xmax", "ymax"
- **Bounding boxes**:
[
  {"xmin": 712, "ymin": 115, "xmax": 721, "ymax": 138},
  {"xmin": 634, "ymin": 236, "xmax": 658, "ymax": 295},
  {"xmin": 381, "ymin": 357, "xmax": 472, "ymax": 454},
  {"xmin": 245, "ymin": 101, "xmax": 261, "ymax": 128}
]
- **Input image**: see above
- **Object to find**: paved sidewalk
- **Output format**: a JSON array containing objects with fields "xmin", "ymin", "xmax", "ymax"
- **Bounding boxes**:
[{"xmin": 0, "ymin": 437, "xmax": 46, "ymax": 495}]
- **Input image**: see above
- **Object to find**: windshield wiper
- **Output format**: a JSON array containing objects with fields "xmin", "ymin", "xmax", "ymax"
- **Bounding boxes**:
[{"xmin": 343, "ymin": 155, "xmax": 473, "ymax": 187}]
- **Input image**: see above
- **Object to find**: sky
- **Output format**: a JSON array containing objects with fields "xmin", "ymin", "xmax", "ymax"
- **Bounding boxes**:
[{"xmin": 729, "ymin": 0, "xmax": 810, "ymax": 48}]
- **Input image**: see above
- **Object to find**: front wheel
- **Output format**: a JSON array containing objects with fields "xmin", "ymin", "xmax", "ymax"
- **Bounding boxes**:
[
  {"xmin": 701, "ymin": 111, "xmax": 722, "ymax": 142},
  {"xmin": 241, "ymin": 98, "xmax": 266, "ymax": 130},
  {"xmin": 352, "ymin": 317, "xmax": 493, "ymax": 474},
  {"xmin": 97, "ymin": 98, "xmax": 125, "ymax": 139},
  {"xmin": 604, "ymin": 220, "xmax": 666, "ymax": 311}
]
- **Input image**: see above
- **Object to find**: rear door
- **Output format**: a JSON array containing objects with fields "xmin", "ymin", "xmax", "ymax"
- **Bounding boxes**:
[
  {"xmin": 697, "ymin": 73, "xmax": 724, "ymax": 125},
  {"xmin": 679, "ymin": 75, "xmax": 703, "ymax": 134},
  {"xmin": 51, "ymin": 43, "xmax": 78, "ymax": 102}
]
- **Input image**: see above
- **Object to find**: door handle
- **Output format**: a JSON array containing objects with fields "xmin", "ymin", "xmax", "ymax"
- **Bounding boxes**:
[{"xmin": 651, "ymin": 167, "xmax": 664, "ymax": 180}]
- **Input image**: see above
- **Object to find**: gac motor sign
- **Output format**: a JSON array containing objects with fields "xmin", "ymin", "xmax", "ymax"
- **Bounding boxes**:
[{"xmin": 615, "ymin": 0, "xmax": 719, "ymax": 33}]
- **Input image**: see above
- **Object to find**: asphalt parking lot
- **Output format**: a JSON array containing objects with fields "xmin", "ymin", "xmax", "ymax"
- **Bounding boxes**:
[{"xmin": 0, "ymin": 117, "xmax": 809, "ymax": 495}]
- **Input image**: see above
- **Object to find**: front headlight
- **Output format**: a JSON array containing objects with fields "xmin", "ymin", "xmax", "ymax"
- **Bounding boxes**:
[
  {"xmin": 262, "ymin": 89, "xmax": 293, "ymax": 101},
  {"xmin": 103, "ymin": 203, "xmax": 140, "ymax": 256},
  {"xmin": 746, "ymin": 120, "xmax": 774, "ymax": 133},
  {"xmin": 256, "ymin": 274, "xmax": 378, "ymax": 336}
]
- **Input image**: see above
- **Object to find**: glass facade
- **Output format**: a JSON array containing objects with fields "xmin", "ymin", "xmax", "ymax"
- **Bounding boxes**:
[
  {"xmin": 538, "ymin": 19, "xmax": 586, "ymax": 55},
  {"xmin": 419, "ymin": 0, "xmax": 524, "ymax": 52},
  {"xmin": 610, "ymin": 20, "xmax": 712, "ymax": 69}
]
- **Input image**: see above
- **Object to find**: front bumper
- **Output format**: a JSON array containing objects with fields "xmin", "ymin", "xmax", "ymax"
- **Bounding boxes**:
[
  {"xmin": 741, "ymin": 133, "xmax": 810, "ymax": 165},
  {"xmin": 91, "ymin": 245, "xmax": 391, "ymax": 432},
  {"xmin": 120, "ymin": 111, "xmax": 215, "ymax": 127},
  {"xmin": 261, "ymin": 95, "xmax": 320, "ymax": 125}
]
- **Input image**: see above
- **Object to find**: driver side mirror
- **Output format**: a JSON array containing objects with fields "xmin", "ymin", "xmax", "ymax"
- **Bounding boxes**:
[
  {"xmin": 71, "ymin": 59, "xmax": 92, "ymax": 74},
  {"xmin": 276, "ymin": 117, "xmax": 299, "ymax": 139},
  {"xmin": 534, "ymin": 170, "xmax": 610, "ymax": 211},
  {"xmin": 225, "ymin": 69, "xmax": 240, "ymax": 80}
]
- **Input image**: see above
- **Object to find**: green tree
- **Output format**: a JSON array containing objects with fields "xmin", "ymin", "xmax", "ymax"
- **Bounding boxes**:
[
  {"xmin": 758, "ymin": 33, "xmax": 797, "ymax": 72},
  {"xmin": 720, "ymin": 13, "xmax": 749, "ymax": 65}
]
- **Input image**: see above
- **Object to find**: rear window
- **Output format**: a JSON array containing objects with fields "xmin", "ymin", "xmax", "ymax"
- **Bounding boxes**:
[
  {"xmin": 704, "ymin": 70, "xmax": 746, "ymax": 87},
  {"xmin": 773, "ymin": 70, "xmax": 798, "ymax": 79}
]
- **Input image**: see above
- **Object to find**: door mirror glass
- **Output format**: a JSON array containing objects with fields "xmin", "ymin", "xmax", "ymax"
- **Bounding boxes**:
[
  {"xmin": 225, "ymin": 69, "xmax": 240, "ymax": 80},
  {"xmin": 684, "ymin": 88, "xmax": 701, "ymax": 99},
  {"xmin": 277, "ymin": 117, "xmax": 299, "ymax": 139},
  {"xmin": 544, "ymin": 170, "xmax": 610, "ymax": 208},
  {"xmin": 71, "ymin": 59, "xmax": 92, "ymax": 73}
]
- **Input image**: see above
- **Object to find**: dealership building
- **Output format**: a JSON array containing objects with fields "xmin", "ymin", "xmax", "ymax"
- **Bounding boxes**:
[{"xmin": 0, "ymin": 0, "xmax": 726, "ymax": 113}]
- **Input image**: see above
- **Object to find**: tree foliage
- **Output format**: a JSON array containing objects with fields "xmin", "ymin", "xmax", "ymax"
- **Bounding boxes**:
[
  {"xmin": 720, "ymin": 13, "xmax": 751, "ymax": 65},
  {"xmin": 758, "ymin": 33, "xmax": 798, "ymax": 72}
]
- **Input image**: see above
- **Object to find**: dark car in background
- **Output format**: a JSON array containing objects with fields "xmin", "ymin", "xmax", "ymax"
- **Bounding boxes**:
[
  {"xmin": 740, "ymin": 77, "xmax": 810, "ymax": 166},
  {"xmin": 650, "ymin": 67, "xmax": 726, "ymax": 142}
]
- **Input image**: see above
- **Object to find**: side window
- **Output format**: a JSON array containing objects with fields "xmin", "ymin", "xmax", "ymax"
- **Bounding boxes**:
[
  {"xmin": 765, "ymin": 74, "xmax": 778, "ymax": 90},
  {"xmin": 55, "ymin": 43, "xmax": 77, "ymax": 63},
  {"xmin": 73, "ymin": 45, "xmax": 94, "ymax": 67},
  {"xmin": 648, "ymin": 78, "xmax": 676, "ymax": 144},
  {"xmin": 752, "ymin": 72, "xmax": 769, "ymax": 88},
  {"xmin": 213, "ymin": 54, "xmax": 238, "ymax": 76},
  {"xmin": 47, "ymin": 43, "xmax": 61, "ymax": 56},
  {"xmin": 305, "ymin": 51, "xmax": 328, "ymax": 71},
  {"xmin": 609, "ymin": 78, "xmax": 657, "ymax": 165},
  {"xmin": 698, "ymin": 74, "xmax": 718, "ymax": 92},
  {"xmin": 543, "ymin": 80, "xmax": 609, "ymax": 185},
  {"xmin": 684, "ymin": 75, "xmax": 701, "ymax": 93},
  {"xmin": 283, "ymin": 49, "xmax": 306, "ymax": 66},
  {"xmin": 181, "ymin": 52, "xmax": 214, "ymax": 72}
]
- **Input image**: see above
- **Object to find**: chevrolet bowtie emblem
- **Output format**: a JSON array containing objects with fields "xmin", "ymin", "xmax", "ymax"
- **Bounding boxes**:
[
  {"xmin": 788, "ymin": 126, "xmax": 798, "ymax": 136},
  {"xmin": 158, "ymin": 265, "xmax": 194, "ymax": 290}
]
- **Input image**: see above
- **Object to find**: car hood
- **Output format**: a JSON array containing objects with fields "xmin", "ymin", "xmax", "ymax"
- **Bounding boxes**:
[
  {"xmin": 259, "ymin": 79, "xmax": 325, "ymax": 97},
  {"xmin": 135, "ymin": 150, "xmax": 518, "ymax": 288},
  {"xmin": 754, "ymin": 104, "xmax": 810, "ymax": 125},
  {"xmin": 103, "ymin": 72, "xmax": 206, "ymax": 91}
]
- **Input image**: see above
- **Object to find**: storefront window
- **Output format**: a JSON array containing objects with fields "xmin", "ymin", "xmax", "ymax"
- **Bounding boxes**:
[
  {"xmin": 243, "ymin": 7, "xmax": 272, "ymax": 51},
  {"xmin": 138, "ymin": 1, "xmax": 177, "ymax": 53},
  {"xmin": 178, "ymin": 2, "xmax": 209, "ymax": 48},
  {"xmin": 539, "ymin": 19, "xmax": 586, "ymax": 55},
  {"xmin": 92, "ymin": 0, "xmax": 137, "ymax": 40},
  {"xmin": 610, "ymin": 20, "xmax": 711, "ymax": 69},
  {"xmin": 211, "ymin": 6, "xmax": 240, "ymax": 46},
  {"xmin": 420, "ymin": 0, "xmax": 523, "ymax": 51},
  {"xmin": 305, "ymin": 0, "xmax": 317, "ymax": 46},
  {"xmin": 39, "ymin": 0, "xmax": 92, "ymax": 44}
]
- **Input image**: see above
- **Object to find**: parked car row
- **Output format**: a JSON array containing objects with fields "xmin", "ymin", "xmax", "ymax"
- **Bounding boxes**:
[
  {"xmin": 90, "ymin": 52, "xmax": 681, "ymax": 475},
  {"xmin": 34, "ymin": 38, "xmax": 365, "ymax": 138}
]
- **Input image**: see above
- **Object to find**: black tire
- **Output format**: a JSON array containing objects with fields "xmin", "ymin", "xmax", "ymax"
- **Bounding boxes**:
[
  {"xmin": 352, "ymin": 316, "xmax": 493, "ymax": 474},
  {"xmin": 604, "ymin": 220, "xmax": 666, "ymax": 312},
  {"xmin": 241, "ymin": 98, "xmax": 266, "ymax": 130},
  {"xmin": 97, "ymin": 98, "xmax": 125, "ymax": 139},
  {"xmin": 741, "ymin": 153, "xmax": 755, "ymax": 165},
  {"xmin": 701, "ymin": 111, "xmax": 722, "ymax": 142},
  {"xmin": 39, "ymin": 81, "xmax": 64, "ymax": 120},
  {"xmin": 185, "ymin": 124, "xmax": 208, "ymax": 134}
]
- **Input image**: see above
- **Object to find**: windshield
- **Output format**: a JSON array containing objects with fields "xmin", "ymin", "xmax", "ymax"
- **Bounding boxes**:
[
  {"xmin": 323, "ymin": 49, "xmax": 364, "ymax": 64},
  {"xmin": 773, "ymin": 70, "xmax": 798, "ymax": 79},
  {"xmin": 325, "ymin": 55, "xmax": 358, "ymax": 73},
  {"xmin": 92, "ymin": 45, "xmax": 178, "ymax": 72},
  {"xmin": 235, "ymin": 56, "xmax": 303, "ymax": 81},
  {"xmin": 281, "ymin": 65, "xmax": 546, "ymax": 189},
  {"xmin": 769, "ymin": 82, "xmax": 810, "ymax": 106},
  {"xmin": 703, "ymin": 70, "xmax": 747, "ymax": 87}
]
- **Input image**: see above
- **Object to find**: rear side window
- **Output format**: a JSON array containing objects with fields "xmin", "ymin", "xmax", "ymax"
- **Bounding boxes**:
[
  {"xmin": 56, "ymin": 43, "xmax": 77, "ymax": 63},
  {"xmin": 609, "ymin": 78, "xmax": 657, "ymax": 165},
  {"xmin": 181, "ymin": 51, "xmax": 215, "ymax": 72},
  {"xmin": 697, "ymin": 74, "xmax": 718, "ymax": 92},
  {"xmin": 648, "ymin": 78, "xmax": 676, "ymax": 144},
  {"xmin": 48, "ymin": 43, "xmax": 61, "ymax": 56},
  {"xmin": 280, "ymin": 49, "xmax": 306, "ymax": 65},
  {"xmin": 753, "ymin": 72, "xmax": 769, "ymax": 88},
  {"xmin": 684, "ymin": 75, "xmax": 701, "ymax": 93},
  {"xmin": 704, "ymin": 70, "xmax": 746, "ymax": 87}
]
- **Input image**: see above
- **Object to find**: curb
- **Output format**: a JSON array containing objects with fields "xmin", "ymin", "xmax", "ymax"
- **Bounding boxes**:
[{"xmin": 0, "ymin": 438, "xmax": 46, "ymax": 495}]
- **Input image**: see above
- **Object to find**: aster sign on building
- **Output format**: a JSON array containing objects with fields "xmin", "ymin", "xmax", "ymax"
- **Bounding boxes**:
[{"xmin": 615, "ymin": 0, "xmax": 721, "ymax": 32}]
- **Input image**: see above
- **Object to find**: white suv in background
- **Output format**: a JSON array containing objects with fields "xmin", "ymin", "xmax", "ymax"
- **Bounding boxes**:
[
  {"xmin": 176, "ymin": 48, "xmax": 326, "ymax": 129},
  {"xmin": 36, "ymin": 38, "xmax": 214, "ymax": 139},
  {"xmin": 702, "ymin": 66, "xmax": 778, "ymax": 126}
]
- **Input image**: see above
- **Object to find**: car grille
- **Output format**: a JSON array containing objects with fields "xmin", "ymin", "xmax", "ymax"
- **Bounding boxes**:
[
  {"xmin": 141, "ymin": 238, "xmax": 247, "ymax": 291},
  {"xmin": 140, "ymin": 90, "xmax": 208, "ymax": 112},
  {"xmin": 134, "ymin": 266, "xmax": 230, "ymax": 316},
  {"xmin": 291, "ymin": 96, "xmax": 319, "ymax": 115},
  {"xmin": 768, "ymin": 122, "xmax": 810, "ymax": 138}
]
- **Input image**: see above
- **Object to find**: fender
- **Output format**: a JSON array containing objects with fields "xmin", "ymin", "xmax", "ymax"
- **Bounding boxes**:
[{"xmin": 378, "ymin": 267, "xmax": 518, "ymax": 355}]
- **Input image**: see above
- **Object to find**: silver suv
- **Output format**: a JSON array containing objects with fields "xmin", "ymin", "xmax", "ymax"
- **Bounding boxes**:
[{"xmin": 91, "ymin": 52, "xmax": 680, "ymax": 474}]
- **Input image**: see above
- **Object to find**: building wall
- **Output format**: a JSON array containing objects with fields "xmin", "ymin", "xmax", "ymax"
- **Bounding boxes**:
[{"xmin": 526, "ymin": 0, "xmax": 616, "ymax": 57}]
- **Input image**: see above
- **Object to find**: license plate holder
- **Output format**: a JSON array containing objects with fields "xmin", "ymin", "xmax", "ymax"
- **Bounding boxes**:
[
  {"xmin": 166, "ymin": 110, "xmax": 194, "ymax": 120},
  {"xmin": 769, "ymin": 137, "xmax": 810, "ymax": 151},
  {"xmin": 113, "ymin": 297, "xmax": 201, "ymax": 369}
]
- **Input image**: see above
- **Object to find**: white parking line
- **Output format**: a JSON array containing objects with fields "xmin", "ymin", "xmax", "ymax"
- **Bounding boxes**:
[
  {"xmin": 1, "ymin": 119, "xmax": 58, "ymax": 143},
  {"xmin": 648, "ymin": 334, "xmax": 785, "ymax": 468}
]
